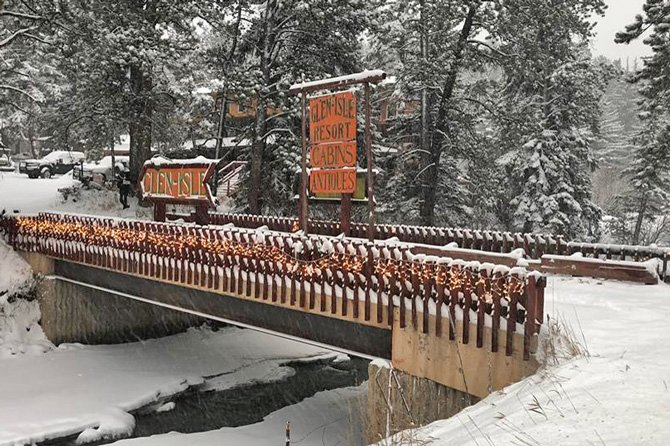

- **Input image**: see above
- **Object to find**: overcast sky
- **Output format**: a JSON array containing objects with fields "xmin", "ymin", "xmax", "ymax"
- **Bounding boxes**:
[{"xmin": 592, "ymin": 0, "xmax": 651, "ymax": 62}]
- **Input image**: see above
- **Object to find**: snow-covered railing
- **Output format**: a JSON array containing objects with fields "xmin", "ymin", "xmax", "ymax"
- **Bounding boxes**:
[
  {"xmin": 217, "ymin": 161, "xmax": 247, "ymax": 197},
  {"xmin": 189, "ymin": 213, "xmax": 669, "ymax": 279},
  {"xmin": 1, "ymin": 212, "xmax": 547, "ymax": 360}
]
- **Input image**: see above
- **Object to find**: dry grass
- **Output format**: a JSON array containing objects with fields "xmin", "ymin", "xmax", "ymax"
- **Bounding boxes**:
[{"xmin": 538, "ymin": 314, "xmax": 590, "ymax": 367}]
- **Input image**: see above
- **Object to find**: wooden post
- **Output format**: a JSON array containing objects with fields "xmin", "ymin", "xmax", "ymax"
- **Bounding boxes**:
[
  {"xmin": 340, "ymin": 193, "xmax": 351, "ymax": 236},
  {"xmin": 154, "ymin": 202, "xmax": 166, "ymax": 222},
  {"xmin": 299, "ymin": 90, "xmax": 309, "ymax": 233},
  {"xmin": 365, "ymin": 82, "xmax": 375, "ymax": 241},
  {"xmin": 194, "ymin": 205, "xmax": 209, "ymax": 226}
]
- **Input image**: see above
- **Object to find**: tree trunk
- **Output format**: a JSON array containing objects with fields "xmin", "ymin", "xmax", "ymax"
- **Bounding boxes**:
[
  {"xmin": 419, "ymin": 0, "xmax": 432, "ymax": 225},
  {"xmin": 28, "ymin": 129, "xmax": 37, "ymax": 158},
  {"xmin": 129, "ymin": 64, "xmax": 153, "ymax": 197},
  {"xmin": 248, "ymin": 0, "xmax": 275, "ymax": 214},
  {"xmin": 419, "ymin": 5, "xmax": 477, "ymax": 226},
  {"xmin": 632, "ymin": 195, "xmax": 647, "ymax": 245}
]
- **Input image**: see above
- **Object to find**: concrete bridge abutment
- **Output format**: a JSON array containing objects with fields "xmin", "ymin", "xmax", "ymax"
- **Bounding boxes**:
[
  {"xmin": 366, "ymin": 362, "xmax": 479, "ymax": 444},
  {"xmin": 365, "ymin": 309, "xmax": 540, "ymax": 443},
  {"xmin": 35, "ymin": 277, "xmax": 205, "ymax": 345}
]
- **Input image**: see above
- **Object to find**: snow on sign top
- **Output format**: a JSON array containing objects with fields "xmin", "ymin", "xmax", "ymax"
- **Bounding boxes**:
[
  {"xmin": 288, "ymin": 70, "xmax": 386, "ymax": 94},
  {"xmin": 143, "ymin": 155, "xmax": 219, "ymax": 167}
]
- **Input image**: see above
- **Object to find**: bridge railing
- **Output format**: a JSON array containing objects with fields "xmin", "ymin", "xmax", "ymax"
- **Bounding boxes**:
[
  {"xmin": 178, "ymin": 212, "xmax": 668, "ymax": 279},
  {"xmin": 1, "ymin": 212, "xmax": 546, "ymax": 360}
]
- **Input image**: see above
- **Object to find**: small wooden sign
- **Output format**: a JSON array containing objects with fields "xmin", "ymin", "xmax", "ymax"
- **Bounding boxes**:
[
  {"xmin": 309, "ymin": 91, "xmax": 357, "ymax": 144},
  {"xmin": 139, "ymin": 157, "xmax": 218, "ymax": 206},
  {"xmin": 312, "ymin": 171, "xmax": 368, "ymax": 200},
  {"xmin": 310, "ymin": 141, "xmax": 356, "ymax": 168},
  {"xmin": 309, "ymin": 168, "xmax": 357, "ymax": 194}
]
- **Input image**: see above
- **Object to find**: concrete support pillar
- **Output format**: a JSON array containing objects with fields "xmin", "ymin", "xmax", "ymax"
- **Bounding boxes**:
[
  {"xmin": 35, "ymin": 277, "xmax": 205, "ymax": 345},
  {"xmin": 366, "ymin": 362, "xmax": 479, "ymax": 444},
  {"xmin": 18, "ymin": 252, "xmax": 54, "ymax": 276}
]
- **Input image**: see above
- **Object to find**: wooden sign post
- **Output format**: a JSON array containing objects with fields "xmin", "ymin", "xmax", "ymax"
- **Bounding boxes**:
[
  {"xmin": 289, "ymin": 70, "xmax": 386, "ymax": 240},
  {"xmin": 139, "ymin": 156, "xmax": 219, "ymax": 225}
]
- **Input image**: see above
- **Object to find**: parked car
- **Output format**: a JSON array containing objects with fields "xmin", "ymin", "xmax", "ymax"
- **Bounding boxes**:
[
  {"xmin": 73, "ymin": 155, "xmax": 129, "ymax": 185},
  {"xmin": 19, "ymin": 150, "xmax": 86, "ymax": 178}
]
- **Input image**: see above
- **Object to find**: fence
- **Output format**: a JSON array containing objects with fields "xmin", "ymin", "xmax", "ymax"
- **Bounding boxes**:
[{"xmin": 1, "ymin": 212, "xmax": 546, "ymax": 360}]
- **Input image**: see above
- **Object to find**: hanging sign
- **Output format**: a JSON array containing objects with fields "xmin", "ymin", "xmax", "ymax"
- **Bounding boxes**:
[
  {"xmin": 309, "ymin": 168, "xmax": 357, "ymax": 194},
  {"xmin": 309, "ymin": 91, "xmax": 357, "ymax": 144},
  {"xmin": 310, "ymin": 141, "xmax": 356, "ymax": 168},
  {"xmin": 308, "ymin": 91, "xmax": 357, "ymax": 195},
  {"xmin": 139, "ymin": 156, "xmax": 218, "ymax": 206}
]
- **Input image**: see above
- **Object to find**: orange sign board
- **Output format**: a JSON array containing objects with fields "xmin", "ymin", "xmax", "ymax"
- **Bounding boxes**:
[
  {"xmin": 140, "ymin": 161, "xmax": 217, "ymax": 205},
  {"xmin": 309, "ymin": 168, "xmax": 357, "ymax": 194},
  {"xmin": 310, "ymin": 141, "xmax": 356, "ymax": 168},
  {"xmin": 309, "ymin": 91, "xmax": 356, "ymax": 144}
]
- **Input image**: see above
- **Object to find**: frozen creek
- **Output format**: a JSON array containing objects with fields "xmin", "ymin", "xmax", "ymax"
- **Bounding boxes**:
[{"xmin": 40, "ymin": 353, "xmax": 369, "ymax": 446}]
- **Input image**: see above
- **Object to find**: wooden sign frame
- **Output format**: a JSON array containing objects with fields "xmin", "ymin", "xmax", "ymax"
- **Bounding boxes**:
[
  {"xmin": 289, "ymin": 70, "xmax": 386, "ymax": 240},
  {"xmin": 138, "ymin": 158, "xmax": 219, "ymax": 225}
]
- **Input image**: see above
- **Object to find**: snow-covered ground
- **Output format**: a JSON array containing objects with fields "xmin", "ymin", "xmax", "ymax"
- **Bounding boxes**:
[
  {"xmin": 387, "ymin": 276, "xmax": 670, "ymax": 446},
  {"xmin": 0, "ymin": 171, "xmax": 233, "ymax": 218},
  {"xmin": 0, "ymin": 171, "xmax": 150, "ymax": 218}
]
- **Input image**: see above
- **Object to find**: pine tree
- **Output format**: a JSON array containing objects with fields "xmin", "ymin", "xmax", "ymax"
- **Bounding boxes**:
[
  {"xmin": 0, "ymin": 0, "xmax": 65, "ymax": 153},
  {"xmin": 370, "ymin": 0, "xmax": 499, "ymax": 226},
  {"xmin": 492, "ymin": 0, "xmax": 610, "ymax": 239},
  {"xmin": 45, "ymin": 0, "xmax": 211, "ymax": 186},
  {"xmin": 593, "ymin": 91, "xmax": 635, "ymax": 168},
  {"xmin": 615, "ymin": 0, "xmax": 670, "ymax": 244}
]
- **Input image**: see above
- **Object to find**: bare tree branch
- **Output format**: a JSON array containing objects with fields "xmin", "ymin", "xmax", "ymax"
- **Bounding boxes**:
[
  {"xmin": 0, "ymin": 84, "xmax": 40, "ymax": 102},
  {"xmin": 0, "ymin": 10, "xmax": 42, "ymax": 20},
  {"xmin": 0, "ymin": 25, "xmax": 39, "ymax": 48}
]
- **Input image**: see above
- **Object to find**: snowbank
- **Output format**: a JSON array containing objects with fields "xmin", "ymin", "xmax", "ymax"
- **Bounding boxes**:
[
  {"xmin": 0, "ymin": 239, "xmax": 33, "ymax": 297},
  {"xmin": 0, "ymin": 240, "xmax": 52, "ymax": 357},
  {"xmin": 386, "ymin": 277, "xmax": 670, "ymax": 446}
]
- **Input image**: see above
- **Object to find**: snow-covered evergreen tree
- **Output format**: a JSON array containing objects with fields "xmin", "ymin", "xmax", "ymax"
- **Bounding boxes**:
[
  {"xmin": 614, "ymin": 0, "xmax": 670, "ymax": 244},
  {"xmin": 0, "ymin": 0, "xmax": 66, "ymax": 153},
  {"xmin": 370, "ymin": 0, "xmax": 500, "ymax": 226},
  {"xmin": 492, "ymin": 0, "xmax": 610, "ymax": 239},
  {"xmin": 47, "ymin": 0, "xmax": 211, "ymax": 185}
]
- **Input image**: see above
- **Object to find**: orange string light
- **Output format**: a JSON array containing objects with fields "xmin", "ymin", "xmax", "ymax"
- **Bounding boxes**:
[{"xmin": 9, "ymin": 216, "xmax": 527, "ymax": 303}]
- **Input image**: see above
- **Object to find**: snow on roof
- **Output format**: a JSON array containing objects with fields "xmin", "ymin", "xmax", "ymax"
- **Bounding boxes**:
[
  {"xmin": 182, "ymin": 137, "xmax": 251, "ymax": 150},
  {"xmin": 289, "ymin": 70, "xmax": 386, "ymax": 93},
  {"xmin": 373, "ymin": 144, "xmax": 399, "ymax": 154},
  {"xmin": 380, "ymin": 75, "xmax": 397, "ymax": 86}
]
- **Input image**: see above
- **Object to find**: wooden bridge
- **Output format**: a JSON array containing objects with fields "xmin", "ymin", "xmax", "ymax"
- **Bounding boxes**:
[{"xmin": 1, "ymin": 212, "xmax": 549, "ymax": 399}]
